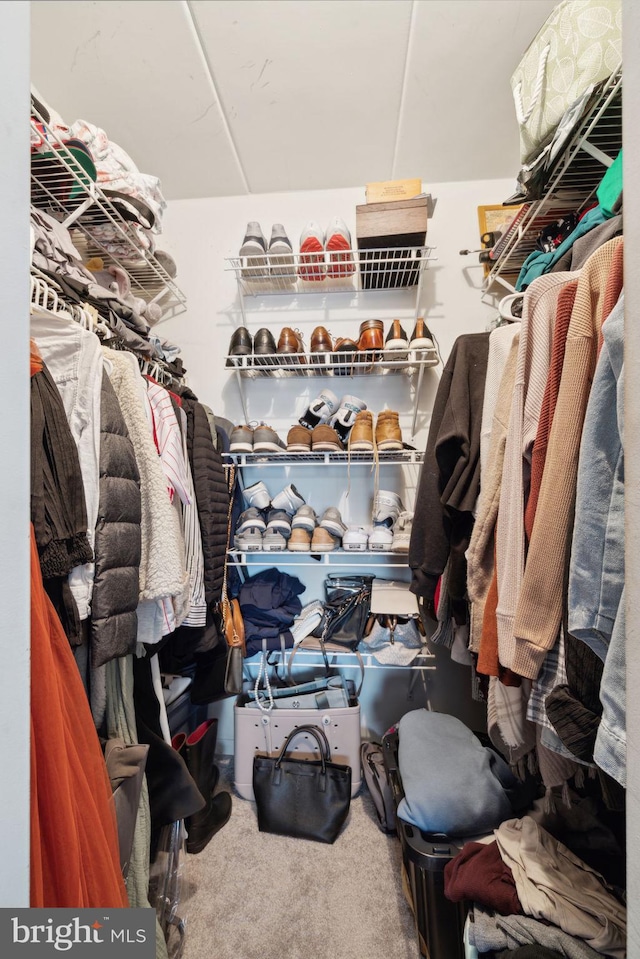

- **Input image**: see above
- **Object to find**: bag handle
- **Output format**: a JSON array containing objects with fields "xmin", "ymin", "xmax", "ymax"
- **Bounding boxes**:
[
  {"xmin": 513, "ymin": 42, "xmax": 551, "ymax": 126},
  {"xmin": 275, "ymin": 724, "xmax": 332, "ymax": 771},
  {"xmin": 286, "ymin": 642, "xmax": 365, "ymax": 698}
]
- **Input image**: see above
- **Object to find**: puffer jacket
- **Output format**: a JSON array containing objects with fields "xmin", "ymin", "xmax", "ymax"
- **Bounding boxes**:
[
  {"xmin": 180, "ymin": 389, "xmax": 228, "ymax": 606},
  {"xmin": 90, "ymin": 369, "xmax": 142, "ymax": 666}
]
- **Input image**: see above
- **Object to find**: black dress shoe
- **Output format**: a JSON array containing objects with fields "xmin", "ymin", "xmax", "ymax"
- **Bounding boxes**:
[
  {"xmin": 226, "ymin": 326, "xmax": 252, "ymax": 367},
  {"xmin": 253, "ymin": 327, "xmax": 277, "ymax": 367}
]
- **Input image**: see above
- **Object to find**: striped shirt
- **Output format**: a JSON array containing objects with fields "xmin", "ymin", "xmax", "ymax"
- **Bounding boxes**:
[{"xmin": 145, "ymin": 379, "xmax": 191, "ymax": 506}]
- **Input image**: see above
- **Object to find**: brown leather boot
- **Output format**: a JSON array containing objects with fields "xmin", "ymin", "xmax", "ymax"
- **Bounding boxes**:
[
  {"xmin": 357, "ymin": 319, "xmax": 384, "ymax": 352},
  {"xmin": 375, "ymin": 410, "xmax": 403, "ymax": 451},
  {"xmin": 349, "ymin": 410, "xmax": 374, "ymax": 450}
]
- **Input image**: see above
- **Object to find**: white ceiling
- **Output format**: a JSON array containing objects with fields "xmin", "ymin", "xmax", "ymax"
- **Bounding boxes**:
[{"xmin": 31, "ymin": 0, "xmax": 559, "ymax": 200}]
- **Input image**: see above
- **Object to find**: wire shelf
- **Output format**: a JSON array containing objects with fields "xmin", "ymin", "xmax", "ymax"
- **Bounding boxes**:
[
  {"xmin": 227, "ymin": 549, "xmax": 411, "ymax": 568},
  {"xmin": 223, "ymin": 449, "xmax": 424, "ymax": 467},
  {"xmin": 30, "ymin": 109, "xmax": 187, "ymax": 320},
  {"xmin": 225, "ymin": 246, "xmax": 435, "ymax": 296},
  {"xmin": 225, "ymin": 347, "xmax": 439, "ymax": 377},
  {"xmin": 484, "ymin": 69, "xmax": 622, "ymax": 291}
]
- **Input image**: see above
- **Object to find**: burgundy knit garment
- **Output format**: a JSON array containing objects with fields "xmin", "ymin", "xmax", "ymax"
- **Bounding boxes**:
[{"xmin": 444, "ymin": 840, "xmax": 522, "ymax": 915}]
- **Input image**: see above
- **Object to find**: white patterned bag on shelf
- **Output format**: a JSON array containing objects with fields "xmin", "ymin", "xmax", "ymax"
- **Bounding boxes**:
[{"xmin": 511, "ymin": 0, "xmax": 622, "ymax": 164}]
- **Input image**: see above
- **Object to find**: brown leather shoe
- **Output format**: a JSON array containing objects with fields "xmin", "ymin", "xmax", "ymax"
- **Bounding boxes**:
[
  {"xmin": 408, "ymin": 318, "xmax": 435, "ymax": 350},
  {"xmin": 349, "ymin": 411, "xmax": 374, "ymax": 450},
  {"xmin": 310, "ymin": 326, "xmax": 333, "ymax": 354},
  {"xmin": 311, "ymin": 424, "xmax": 343, "ymax": 452},
  {"xmin": 375, "ymin": 410, "xmax": 403, "ymax": 450},
  {"xmin": 277, "ymin": 327, "xmax": 306, "ymax": 365},
  {"xmin": 333, "ymin": 337, "xmax": 358, "ymax": 375},
  {"xmin": 357, "ymin": 319, "xmax": 384, "ymax": 352},
  {"xmin": 287, "ymin": 425, "xmax": 312, "ymax": 452}
]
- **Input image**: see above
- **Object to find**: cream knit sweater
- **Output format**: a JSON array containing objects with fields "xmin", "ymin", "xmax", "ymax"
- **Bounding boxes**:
[
  {"xmin": 467, "ymin": 329, "xmax": 519, "ymax": 654},
  {"xmin": 512, "ymin": 237, "xmax": 623, "ymax": 678},
  {"xmin": 495, "ymin": 272, "xmax": 577, "ymax": 672}
]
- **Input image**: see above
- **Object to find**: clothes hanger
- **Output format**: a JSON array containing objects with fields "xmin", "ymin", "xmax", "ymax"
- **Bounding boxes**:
[{"xmin": 498, "ymin": 292, "xmax": 524, "ymax": 322}]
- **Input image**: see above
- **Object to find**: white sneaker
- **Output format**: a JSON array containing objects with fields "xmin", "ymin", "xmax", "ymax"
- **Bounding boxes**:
[
  {"xmin": 342, "ymin": 526, "xmax": 368, "ymax": 551},
  {"xmin": 319, "ymin": 506, "xmax": 347, "ymax": 538},
  {"xmin": 235, "ymin": 527, "xmax": 263, "ymax": 552},
  {"xmin": 326, "ymin": 217, "xmax": 355, "ymax": 278},
  {"xmin": 299, "ymin": 389, "xmax": 340, "ymax": 430},
  {"xmin": 372, "ymin": 489, "xmax": 404, "ymax": 527},
  {"xmin": 271, "ymin": 483, "xmax": 306, "ymax": 514},
  {"xmin": 239, "ymin": 221, "xmax": 268, "ymax": 279},
  {"xmin": 299, "ymin": 221, "xmax": 326, "ymax": 280},
  {"xmin": 391, "ymin": 512, "xmax": 413, "ymax": 553},
  {"xmin": 291, "ymin": 600, "xmax": 325, "ymax": 645},
  {"xmin": 243, "ymin": 481, "xmax": 271, "ymax": 510},
  {"xmin": 368, "ymin": 526, "xmax": 394, "ymax": 551},
  {"xmin": 268, "ymin": 223, "xmax": 295, "ymax": 280},
  {"xmin": 291, "ymin": 504, "xmax": 318, "ymax": 531},
  {"xmin": 329, "ymin": 394, "xmax": 367, "ymax": 443},
  {"xmin": 262, "ymin": 530, "xmax": 288, "ymax": 552}
]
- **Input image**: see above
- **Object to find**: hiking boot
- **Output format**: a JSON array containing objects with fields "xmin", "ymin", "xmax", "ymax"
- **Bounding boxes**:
[
  {"xmin": 311, "ymin": 424, "xmax": 343, "ymax": 452},
  {"xmin": 342, "ymin": 526, "xmax": 369, "ymax": 551},
  {"xmin": 262, "ymin": 530, "xmax": 288, "ymax": 552},
  {"xmin": 243, "ymin": 481, "xmax": 271, "ymax": 510},
  {"xmin": 299, "ymin": 389, "xmax": 339, "ymax": 430},
  {"xmin": 229, "ymin": 423, "xmax": 254, "ymax": 452},
  {"xmin": 391, "ymin": 512, "xmax": 413, "ymax": 553},
  {"xmin": 235, "ymin": 527, "xmax": 263, "ymax": 551},
  {"xmin": 329, "ymin": 394, "xmax": 367, "ymax": 443},
  {"xmin": 239, "ymin": 221, "xmax": 268, "ymax": 279},
  {"xmin": 271, "ymin": 483, "xmax": 306, "ymax": 514},
  {"xmin": 236, "ymin": 507, "xmax": 267, "ymax": 534},
  {"xmin": 253, "ymin": 423, "xmax": 286, "ymax": 453},
  {"xmin": 265, "ymin": 509, "xmax": 292, "ymax": 538},
  {"xmin": 291, "ymin": 505, "xmax": 317, "ymax": 531},
  {"xmin": 372, "ymin": 489, "xmax": 404, "ymax": 527},
  {"xmin": 226, "ymin": 327, "xmax": 252, "ymax": 367},
  {"xmin": 311, "ymin": 526, "xmax": 339, "ymax": 552},
  {"xmin": 319, "ymin": 506, "xmax": 347, "ymax": 538},
  {"xmin": 409, "ymin": 318, "xmax": 435, "ymax": 351},
  {"xmin": 287, "ymin": 425, "xmax": 312, "ymax": 452},
  {"xmin": 289, "ymin": 527, "xmax": 312, "ymax": 551},
  {"xmin": 325, "ymin": 217, "xmax": 355, "ymax": 278},
  {"xmin": 375, "ymin": 410, "xmax": 403, "ymax": 451},
  {"xmin": 268, "ymin": 223, "xmax": 295, "ymax": 280},
  {"xmin": 357, "ymin": 319, "xmax": 385, "ymax": 352},
  {"xmin": 298, "ymin": 221, "xmax": 325, "ymax": 280},
  {"xmin": 349, "ymin": 410, "xmax": 374, "ymax": 451}
]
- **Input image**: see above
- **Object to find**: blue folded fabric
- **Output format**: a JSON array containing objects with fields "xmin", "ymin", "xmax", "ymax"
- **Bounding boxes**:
[
  {"xmin": 396, "ymin": 709, "xmax": 516, "ymax": 836},
  {"xmin": 516, "ymin": 205, "xmax": 608, "ymax": 291}
]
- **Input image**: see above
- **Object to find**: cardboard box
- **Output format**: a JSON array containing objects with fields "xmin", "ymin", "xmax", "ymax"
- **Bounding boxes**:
[
  {"xmin": 356, "ymin": 196, "xmax": 428, "ymax": 289},
  {"xmin": 366, "ymin": 178, "xmax": 422, "ymax": 203}
]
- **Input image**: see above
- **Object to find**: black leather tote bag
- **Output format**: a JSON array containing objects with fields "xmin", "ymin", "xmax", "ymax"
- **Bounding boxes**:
[{"xmin": 253, "ymin": 724, "xmax": 352, "ymax": 844}]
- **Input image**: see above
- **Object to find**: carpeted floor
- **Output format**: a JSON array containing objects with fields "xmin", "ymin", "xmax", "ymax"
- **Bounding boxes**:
[{"xmin": 180, "ymin": 758, "xmax": 419, "ymax": 959}]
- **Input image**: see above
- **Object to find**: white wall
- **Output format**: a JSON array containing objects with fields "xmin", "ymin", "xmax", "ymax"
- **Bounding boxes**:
[
  {"xmin": 159, "ymin": 177, "xmax": 514, "ymax": 751},
  {"xmin": 0, "ymin": 1, "xmax": 30, "ymax": 907}
]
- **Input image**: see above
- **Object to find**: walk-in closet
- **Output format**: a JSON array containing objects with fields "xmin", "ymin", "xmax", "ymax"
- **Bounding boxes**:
[{"xmin": 2, "ymin": 2, "xmax": 639, "ymax": 958}]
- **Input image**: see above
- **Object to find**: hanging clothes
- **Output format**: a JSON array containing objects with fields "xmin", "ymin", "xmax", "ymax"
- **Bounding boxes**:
[{"xmin": 30, "ymin": 524, "xmax": 128, "ymax": 908}]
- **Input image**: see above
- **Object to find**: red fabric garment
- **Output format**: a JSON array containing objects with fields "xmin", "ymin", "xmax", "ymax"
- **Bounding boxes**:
[
  {"xmin": 30, "ymin": 525, "xmax": 128, "ymax": 908},
  {"xmin": 444, "ymin": 840, "xmax": 522, "ymax": 915},
  {"xmin": 524, "ymin": 281, "xmax": 578, "ymax": 542},
  {"xmin": 476, "ymin": 532, "xmax": 520, "ymax": 684}
]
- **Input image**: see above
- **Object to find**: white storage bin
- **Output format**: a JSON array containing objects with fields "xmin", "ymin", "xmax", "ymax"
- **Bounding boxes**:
[{"xmin": 234, "ymin": 700, "xmax": 362, "ymax": 800}]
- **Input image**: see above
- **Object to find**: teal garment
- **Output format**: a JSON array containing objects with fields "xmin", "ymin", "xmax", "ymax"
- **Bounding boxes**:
[
  {"xmin": 516, "ymin": 206, "xmax": 608, "ymax": 291},
  {"xmin": 597, "ymin": 150, "xmax": 623, "ymax": 216}
]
